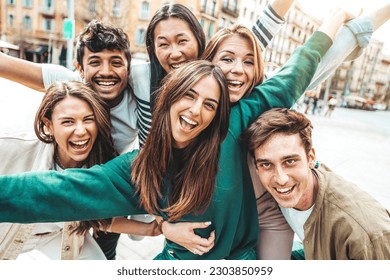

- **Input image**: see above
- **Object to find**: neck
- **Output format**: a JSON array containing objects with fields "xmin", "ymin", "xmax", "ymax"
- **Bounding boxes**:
[{"xmin": 55, "ymin": 152, "xmax": 84, "ymax": 169}]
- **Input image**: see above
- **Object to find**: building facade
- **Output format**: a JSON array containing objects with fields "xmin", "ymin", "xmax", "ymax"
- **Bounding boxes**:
[{"xmin": 1, "ymin": 0, "xmax": 388, "ymax": 106}]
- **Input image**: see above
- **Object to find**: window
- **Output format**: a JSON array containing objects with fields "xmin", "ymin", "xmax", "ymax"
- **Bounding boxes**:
[
  {"xmin": 8, "ymin": 0, "xmax": 15, "ymax": 5},
  {"xmin": 113, "ymin": 0, "xmax": 121, "ymax": 17},
  {"xmin": 200, "ymin": 19, "xmax": 205, "ymax": 29},
  {"xmin": 43, "ymin": 18, "xmax": 54, "ymax": 31},
  {"xmin": 223, "ymin": 0, "xmax": 228, "ymax": 9},
  {"xmin": 231, "ymin": 0, "xmax": 237, "ymax": 12},
  {"xmin": 135, "ymin": 28, "xmax": 146, "ymax": 45},
  {"xmin": 208, "ymin": 22, "xmax": 214, "ymax": 38},
  {"xmin": 44, "ymin": 0, "xmax": 52, "ymax": 8},
  {"xmin": 140, "ymin": 1, "xmax": 150, "ymax": 19},
  {"xmin": 211, "ymin": 0, "xmax": 216, "ymax": 17},
  {"xmin": 23, "ymin": 0, "xmax": 33, "ymax": 8},
  {"xmin": 23, "ymin": 16, "xmax": 32, "ymax": 31},
  {"xmin": 8, "ymin": 14, "xmax": 14, "ymax": 27}
]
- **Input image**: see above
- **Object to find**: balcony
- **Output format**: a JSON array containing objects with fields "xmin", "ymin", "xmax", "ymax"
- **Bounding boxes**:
[
  {"xmin": 221, "ymin": 6, "xmax": 239, "ymax": 18},
  {"xmin": 39, "ymin": 7, "xmax": 55, "ymax": 17}
]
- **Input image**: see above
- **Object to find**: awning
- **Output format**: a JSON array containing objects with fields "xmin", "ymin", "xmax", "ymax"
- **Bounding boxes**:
[{"xmin": 0, "ymin": 40, "xmax": 20, "ymax": 50}]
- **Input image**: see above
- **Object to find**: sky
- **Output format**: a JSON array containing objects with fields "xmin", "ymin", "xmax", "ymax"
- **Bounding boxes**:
[{"xmin": 298, "ymin": 0, "xmax": 390, "ymax": 54}]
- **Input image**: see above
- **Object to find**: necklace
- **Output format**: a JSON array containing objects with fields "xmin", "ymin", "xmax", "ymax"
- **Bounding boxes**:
[{"xmin": 55, "ymin": 153, "xmax": 85, "ymax": 170}]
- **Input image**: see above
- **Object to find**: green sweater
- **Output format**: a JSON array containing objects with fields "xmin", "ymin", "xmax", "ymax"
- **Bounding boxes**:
[{"xmin": 0, "ymin": 31, "xmax": 331, "ymax": 260}]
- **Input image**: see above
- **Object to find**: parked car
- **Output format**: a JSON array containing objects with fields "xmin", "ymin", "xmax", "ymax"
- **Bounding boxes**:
[
  {"xmin": 344, "ymin": 95, "xmax": 374, "ymax": 111},
  {"xmin": 373, "ymin": 103, "xmax": 387, "ymax": 111}
]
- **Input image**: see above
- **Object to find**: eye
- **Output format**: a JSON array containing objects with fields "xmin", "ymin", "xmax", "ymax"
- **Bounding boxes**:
[
  {"xmin": 61, "ymin": 120, "xmax": 73, "ymax": 125},
  {"xmin": 178, "ymin": 39, "xmax": 188, "ymax": 44},
  {"xmin": 221, "ymin": 57, "xmax": 233, "ymax": 63},
  {"xmin": 285, "ymin": 159, "xmax": 296, "ymax": 166},
  {"xmin": 157, "ymin": 43, "xmax": 168, "ymax": 48},
  {"xmin": 88, "ymin": 60, "xmax": 100, "ymax": 66},
  {"xmin": 244, "ymin": 59, "xmax": 254, "ymax": 66},
  {"xmin": 112, "ymin": 60, "xmax": 125, "ymax": 67},
  {"xmin": 184, "ymin": 92, "xmax": 195, "ymax": 100},
  {"xmin": 204, "ymin": 102, "xmax": 216, "ymax": 111},
  {"xmin": 257, "ymin": 162, "xmax": 271, "ymax": 169},
  {"xmin": 84, "ymin": 117, "xmax": 96, "ymax": 123}
]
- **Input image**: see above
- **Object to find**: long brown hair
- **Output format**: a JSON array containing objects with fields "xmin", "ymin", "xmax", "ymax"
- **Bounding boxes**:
[
  {"xmin": 202, "ymin": 24, "xmax": 264, "ymax": 98},
  {"xmin": 131, "ymin": 60, "xmax": 230, "ymax": 221},
  {"xmin": 34, "ymin": 81, "xmax": 118, "ymax": 234}
]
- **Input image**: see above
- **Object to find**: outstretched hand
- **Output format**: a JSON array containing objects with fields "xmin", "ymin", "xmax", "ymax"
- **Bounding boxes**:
[{"xmin": 162, "ymin": 221, "xmax": 215, "ymax": 256}]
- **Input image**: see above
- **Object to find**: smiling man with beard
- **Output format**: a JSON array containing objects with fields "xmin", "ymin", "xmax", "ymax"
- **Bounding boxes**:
[{"xmin": 244, "ymin": 108, "xmax": 390, "ymax": 260}]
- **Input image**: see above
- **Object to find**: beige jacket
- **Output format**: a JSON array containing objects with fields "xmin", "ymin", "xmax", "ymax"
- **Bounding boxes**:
[{"xmin": 0, "ymin": 132, "xmax": 85, "ymax": 259}]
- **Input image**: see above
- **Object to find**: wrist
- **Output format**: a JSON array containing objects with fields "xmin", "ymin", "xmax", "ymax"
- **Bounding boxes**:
[{"xmin": 156, "ymin": 219, "xmax": 165, "ymax": 236}]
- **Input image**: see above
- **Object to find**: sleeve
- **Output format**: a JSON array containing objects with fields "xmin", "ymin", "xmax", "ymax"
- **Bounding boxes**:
[
  {"xmin": 252, "ymin": 3, "xmax": 285, "ymax": 51},
  {"xmin": 41, "ymin": 64, "xmax": 81, "ymax": 89},
  {"xmin": 230, "ymin": 31, "xmax": 332, "ymax": 136},
  {"xmin": 306, "ymin": 17, "xmax": 373, "ymax": 90},
  {"xmin": 0, "ymin": 152, "xmax": 147, "ymax": 223}
]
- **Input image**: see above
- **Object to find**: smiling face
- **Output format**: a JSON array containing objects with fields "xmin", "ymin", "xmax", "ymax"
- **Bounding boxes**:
[
  {"xmin": 77, "ymin": 48, "xmax": 129, "ymax": 107},
  {"xmin": 211, "ymin": 35, "xmax": 255, "ymax": 103},
  {"xmin": 254, "ymin": 133, "xmax": 316, "ymax": 210},
  {"xmin": 44, "ymin": 96, "xmax": 98, "ymax": 168},
  {"xmin": 170, "ymin": 75, "xmax": 220, "ymax": 148},
  {"xmin": 154, "ymin": 17, "xmax": 199, "ymax": 74}
]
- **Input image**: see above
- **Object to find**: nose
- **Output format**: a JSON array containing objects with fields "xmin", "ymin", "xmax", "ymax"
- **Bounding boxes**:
[
  {"xmin": 74, "ymin": 122, "xmax": 87, "ymax": 136},
  {"xmin": 274, "ymin": 167, "xmax": 289, "ymax": 186},
  {"xmin": 170, "ymin": 44, "xmax": 182, "ymax": 60},
  {"xmin": 189, "ymin": 100, "xmax": 201, "ymax": 116},
  {"xmin": 100, "ymin": 61, "xmax": 113, "ymax": 75},
  {"xmin": 231, "ymin": 60, "xmax": 244, "ymax": 74}
]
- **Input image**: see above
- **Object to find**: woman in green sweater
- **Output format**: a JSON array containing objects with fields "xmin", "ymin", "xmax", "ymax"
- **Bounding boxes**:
[{"xmin": 0, "ymin": 8, "xmax": 356, "ymax": 258}]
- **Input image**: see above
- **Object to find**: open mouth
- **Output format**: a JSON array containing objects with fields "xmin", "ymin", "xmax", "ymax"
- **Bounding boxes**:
[
  {"xmin": 93, "ymin": 78, "xmax": 119, "ymax": 87},
  {"xmin": 171, "ymin": 62, "xmax": 186, "ymax": 70},
  {"xmin": 180, "ymin": 115, "xmax": 198, "ymax": 131},
  {"xmin": 275, "ymin": 185, "xmax": 295, "ymax": 195},
  {"xmin": 69, "ymin": 139, "xmax": 90, "ymax": 151},
  {"xmin": 227, "ymin": 80, "xmax": 244, "ymax": 90}
]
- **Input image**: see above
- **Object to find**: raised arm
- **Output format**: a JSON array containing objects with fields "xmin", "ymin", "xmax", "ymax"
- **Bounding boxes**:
[
  {"xmin": 307, "ymin": 3, "xmax": 390, "ymax": 90},
  {"xmin": 252, "ymin": 0, "xmax": 295, "ymax": 51},
  {"xmin": 0, "ymin": 152, "xmax": 146, "ymax": 223},
  {"xmin": 231, "ymin": 8, "xmax": 357, "ymax": 135},
  {"xmin": 0, "ymin": 52, "xmax": 45, "ymax": 91}
]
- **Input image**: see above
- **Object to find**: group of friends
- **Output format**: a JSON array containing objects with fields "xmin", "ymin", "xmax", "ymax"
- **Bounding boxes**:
[{"xmin": 0, "ymin": 0, "xmax": 390, "ymax": 260}]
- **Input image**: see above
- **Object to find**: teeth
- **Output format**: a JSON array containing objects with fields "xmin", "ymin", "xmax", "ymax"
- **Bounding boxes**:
[
  {"xmin": 97, "ymin": 81, "xmax": 116, "ymax": 86},
  {"xmin": 276, "ymin": 186, "xmax": 293, "ymax": 194},
  {"xmin": 228, "ymin": 80, "xmax": 244, "ymax": 85},
  {"xmin": 71, "ymin": 140, "xmax": 88, "ymax": 146},
  {"xmin": 181, "ymin": 116, "xmax": 197, "ymax": 126},
  {"xmin": 171, "ymin": 63, "xmax": 185, "ymax": 69}
]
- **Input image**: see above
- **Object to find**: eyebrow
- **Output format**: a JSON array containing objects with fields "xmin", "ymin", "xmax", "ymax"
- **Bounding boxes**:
[
  {"xmin": 219, "ymin": 50, "xmax": 254, "ymax": 57},
  {"xmin": 156, "ymin": 33, "xmax": 189, "ymax": 40},
  {"xmin": 189, "ymin": 88, "xmax": 219, "ymax": 105},
  {"xmin": 256, "ymin": 154, "xmax": 301, "ymax": 163},
  {"xmin": 87, "ymin": 55, "xmax": 124, "ymax": 60}
]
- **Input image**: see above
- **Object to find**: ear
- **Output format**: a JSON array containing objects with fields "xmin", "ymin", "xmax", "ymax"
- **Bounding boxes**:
[
  {"xmin": 42, "ymin": 117, "xmax": 54, "ymax": 136},
  {"xmin": 75, "ymin": 62, "xmax": 84, "ymax": 79},
  {"xmin": 308, "ymin": 148, "xmax": 316, "ymax": 169}
]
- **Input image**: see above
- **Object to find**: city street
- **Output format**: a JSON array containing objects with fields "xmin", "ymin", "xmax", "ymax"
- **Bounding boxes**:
[{"xmin": 1, "ymin": 78, "xmax": 390, "ymax": 259}]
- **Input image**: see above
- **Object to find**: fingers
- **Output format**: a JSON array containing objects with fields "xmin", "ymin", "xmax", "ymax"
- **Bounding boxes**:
[
  {"xmin": 190, "ymin": 231, "xmax": 216, "ymax": 256},
  {"xmin": 189, "ymin": 221, "xmax": 212, "ymax": 230}
]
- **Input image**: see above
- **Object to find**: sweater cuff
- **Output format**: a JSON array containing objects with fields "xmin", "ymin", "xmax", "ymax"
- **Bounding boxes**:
[{"xmin": 305, "ymin": 31, "xmax": 333, "ymax": 58}]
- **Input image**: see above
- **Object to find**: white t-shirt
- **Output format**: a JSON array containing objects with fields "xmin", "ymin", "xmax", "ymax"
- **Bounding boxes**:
[{"xmin": 280, "ymin": 205, "xmax": 314, "ymax": 242}]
